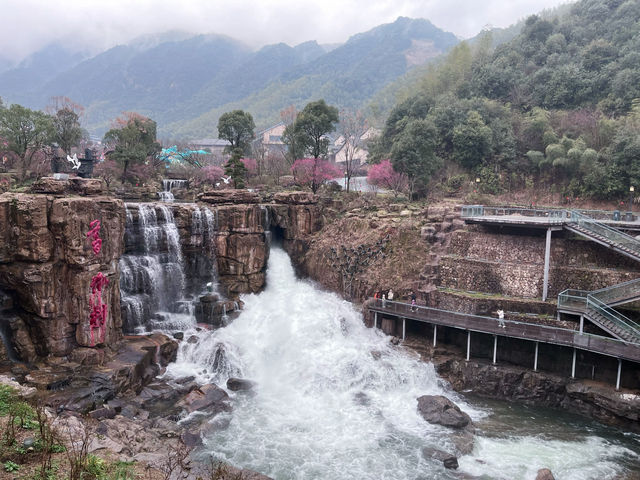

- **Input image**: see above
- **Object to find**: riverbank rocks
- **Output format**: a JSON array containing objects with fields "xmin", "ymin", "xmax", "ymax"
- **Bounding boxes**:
[
  {"xmin": 535, "ymin": 468, "xmax": 555, "ymax": 480},
  {"xmin": 417, "ymin": 395, "xmax": 472, "ymax": 429},
  {"xmin": 177, "ymin": 383, "xmax": 231, "ymax": 415},
  {"xmin": 422, "ymin": 447, "xmax": 459, "ymax": 469},
  {"xmin": 227, "ymin": 377, "xmax": 256, "ymax": 391}
]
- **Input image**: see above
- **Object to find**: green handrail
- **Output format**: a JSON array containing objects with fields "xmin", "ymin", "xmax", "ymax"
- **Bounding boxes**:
[
  {"xmin": 590, "ymin": 277, "xmax": 640, "ymax": 305},
  {"xmin": 586, "ymin": 295, "xmax": 640, "ymax": 340},
  {"xmin": 557, "ymin": 288, "xmax": 589, "ymax": 311},
  {"xmin": 568, "ymin": 210, "xmax": 640, "ymax": 256}
]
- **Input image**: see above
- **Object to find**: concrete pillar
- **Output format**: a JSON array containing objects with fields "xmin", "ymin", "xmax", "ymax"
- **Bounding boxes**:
[
  {"xmin": 534, "ymin": 341, "xmax": 539, "ymax": 371},
  {"xmin": 579, "ymin": 315, "xmax": 584, "ymax": 334},
  {"xmin": 616, "ymin": 359, "xmax": 622, "ymax": 391},
  {"xmin": 402, "ymin": 318, "xmax": 406, "ymax": 341},
  {"xmin": 433, "ymin": 325, "xmax": 437, "ymax": 347},
  {"xmin": 571, "ymin": 348, "xmax": 577, "ymax": 378},
  {"xmin": 466, "ymin": 331, "xmax": 471, "ymax": 361},
  {"xmin": 542, "ymin": 227, "xmax": 552, "ymax": 301},
  {"xmin": 373, "ymin": 311, "xmax": 377, "ymax": 329},
  {"xmin": 493, "ymin": 335, "xmax": 497, "ymax": 364}
]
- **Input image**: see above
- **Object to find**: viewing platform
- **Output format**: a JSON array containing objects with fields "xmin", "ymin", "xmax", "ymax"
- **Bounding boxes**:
[{"xmin": 366, "ymin": 298, "xmax": 640, "ymax": 389}]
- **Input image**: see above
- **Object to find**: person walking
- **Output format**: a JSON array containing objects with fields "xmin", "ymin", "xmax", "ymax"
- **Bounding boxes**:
[
  {"xmin": 410, "ymin": 291, "xmax": 417, "ymax": 312},
  {"xmin": 497, "ymin": 309, "xmax": 505, "ymax": 328},
  {"xmin": 382, "ymin": 293, "xmax": 387, "ymax": 308},
  {"xmin": 388, "ymin": 289, "xmax": 394, "ymax": 303}
]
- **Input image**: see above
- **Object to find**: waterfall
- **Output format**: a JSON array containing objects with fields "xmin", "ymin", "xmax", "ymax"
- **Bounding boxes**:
[
  {"xmin": 159, "ymin": 179, "xmax": 188, "ymax": 203},
  {"xmin": 165, "ymin": 249, "xmax": 638, "ymax": 480},
  {"xmin": 120, "ymin": 203, "xmax": 193, "ymax": 333}
]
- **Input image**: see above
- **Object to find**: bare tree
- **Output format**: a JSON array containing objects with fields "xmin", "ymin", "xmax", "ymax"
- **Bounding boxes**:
[{"xmin": 337, "ymin": 109, "xmax": 369, "ymax": 192}]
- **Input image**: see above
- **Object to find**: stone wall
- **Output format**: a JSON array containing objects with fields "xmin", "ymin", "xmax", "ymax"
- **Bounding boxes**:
[
  {"xmin": 439, "ymin": 228, "xmax": 640, "ymax": 298},
  {"xmin": 0, "ymin": 191, "xmax": 125, "ymax": 359}
]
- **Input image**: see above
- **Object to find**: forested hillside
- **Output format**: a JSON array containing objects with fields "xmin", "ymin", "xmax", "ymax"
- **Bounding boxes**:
[
  {"xmin": 0, "ymin": 17, "xmax": 457, "ymax": 138},
  {"xmin": 372, "ymin": 0, "xmax": 640, "ymax": 201}
]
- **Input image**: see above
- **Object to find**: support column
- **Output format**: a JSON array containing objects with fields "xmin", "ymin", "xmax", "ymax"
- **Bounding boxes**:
[
  {"xmin": 433, "ymin": 325, "xmax": 437, "ymax": 347},
  {"xmin": 616, "ymin": 359, "xmax": 622, "ymax": 390},
  {"xmin": 492, "ymin": 335, "xmax": 497, "ymax": 364},
  {"xmin": 402, "ymin": 318, "xmax": 406, "ymax": 341},
  {"xmin": 373, "ymin": 312, "xmax": 377, "ymax": 329},
  {"xmin": 571, "ymin": 348, "xmax": 577, "ymax": 378},
  {"xmin": 579, "ymin": 315, "xmax": 584, "ymax": 334},
  {"xmin": 542, "ymin": 227, "xmax": 552, "ymax": 301},
  {"xmin": 466, "ymin": 331, "xmax": 471, "ymax": 361},
  {"xmin": 533, "ymin": 341, "xmax": 539, "ymax": 371}
]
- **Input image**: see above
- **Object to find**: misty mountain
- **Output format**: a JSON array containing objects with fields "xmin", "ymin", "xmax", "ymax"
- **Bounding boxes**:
[
  {"xmin": 0, "ymin": 17, "xmax": 457, "ymax": 138},
  {"xmin": 0, "ymin": 43, "xmax": 89, "ymax": 103}
]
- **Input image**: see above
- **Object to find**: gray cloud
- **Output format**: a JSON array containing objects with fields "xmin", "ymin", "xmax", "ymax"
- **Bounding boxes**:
[{"xmin": 2, "ymin": 0, "xmax": 570, "ymax": 62}]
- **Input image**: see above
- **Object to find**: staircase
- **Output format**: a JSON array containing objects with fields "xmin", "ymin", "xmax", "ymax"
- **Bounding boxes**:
[
  {"xmin": 585, "ymin": 296, "xmax": 640, "ymax": 344},
  {"xmin": 564, "ymin": 210, "xmax": 640, "ymax": 262},
  {"xmin": 559, "ymin": 211, "xmax": 640, "ymax": 343}
]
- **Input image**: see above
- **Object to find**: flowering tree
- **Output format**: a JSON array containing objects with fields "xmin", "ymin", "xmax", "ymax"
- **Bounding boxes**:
[
  {"xmin": 241, "ymin": 157, "xmax": 258, "ymax": 177},
  {"xmin": 127, "ymin": 163, "xmax": 157, "ymax": 186},
  {"xmin": 93, "ymin": 160, "xmax": 123, "ymax": 188},
  {"xmin": 367, "ymin": 159, "xmax": 408, "ymax": 197},
  {"xmin": 291, "ymin": 157, "xmax": 341, "ymax": 193},
  {"xmin": 191, "ymin": 165, "xmax": 224, "ymax": 188}
]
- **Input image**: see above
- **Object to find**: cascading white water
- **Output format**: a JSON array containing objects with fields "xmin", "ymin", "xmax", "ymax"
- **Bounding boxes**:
[
  {"xmin": 166, "ymin": 248, "xmax": 639, "ymax": 480},
  {"xmin": 159, "ymin": 179, "xmax": 188, "ymax": 203},
  {"xmin": 120, "ymin": 203, "xmax": 192, "ymax": 333}
]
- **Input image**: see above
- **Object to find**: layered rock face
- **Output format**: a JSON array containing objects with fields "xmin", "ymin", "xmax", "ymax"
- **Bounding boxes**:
[
  {"xmin": 0, "ymin": 189, "xmax": 125, "ymax": 359},
  {"xmin": 439, "ymin": 227, "xmax": 640, "ymax": 298},
  {"xmin": 198, "ymin": 190, "xmax": 323, "ymax": 295}
]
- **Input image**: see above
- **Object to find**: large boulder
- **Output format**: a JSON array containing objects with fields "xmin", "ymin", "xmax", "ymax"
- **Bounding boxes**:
[
  {"xmin": 535, "ymin": 468, "xmax": 555, "ymax": 480},
  {"xmin": 422, "ymin": 447, "xmax": 459, "ymax": 469},
  {"xmin": 227, "ymin": 377, "xmax": 256, "ymax": 391},
  {"xmin": 417, "ymin": 395, "xmax": 472, "ymax": 429},
  {"xmin": 177, "ymin": 383, "xmax": 231, "ymax": 415}
]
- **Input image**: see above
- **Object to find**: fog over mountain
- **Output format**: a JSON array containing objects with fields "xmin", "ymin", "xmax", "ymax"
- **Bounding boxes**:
[{"xmin": 0, "ymin": 17, "xmax": 461, "ymax": 138}]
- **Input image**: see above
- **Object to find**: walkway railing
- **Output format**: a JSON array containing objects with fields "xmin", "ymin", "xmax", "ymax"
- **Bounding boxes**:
[
  {"xmin": 586, "ymin": 296, "xmax": 640, "ymax": 342},
  {"xmin": 461, "ymin": 205, "xmax": 566, "ymax": 221},
  {"xmin": 592, "ymin": 277, "xmax": 640, "ymax": 305},
  {"xmin": 558, "ymin": 289, "xmax": 589, "ymax": 312},
  {"xmin": 566, "ymin": 210, "xmax": 640, "ymax": 257},
  {"xmin": 461, "ymin": 205, "xmax": 635, "ymax": 223},
  {"xmin": 368, "ymin": 298, "xmax": 640, "ymax": 362}
]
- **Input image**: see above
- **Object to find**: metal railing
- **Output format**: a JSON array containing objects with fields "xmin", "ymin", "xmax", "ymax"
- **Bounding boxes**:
[
  {"xmin": 591, "ymin": 278, "xmax": 640, "ymax": 305},
  {"xmin": 461, "ymin": 205, "xmax": 566, "ymax": 221},
  {"xmin": 567, "ymin": 210, "xmax": 640, "ymax": 257},
  {"xmin": 557, "ymin": 288, "xmax": 589, "ymax": 312},
  {"xmin": 461, "ymin": 205, "xmax": 636, "ymax": 223},
  {"xmin": 586, "ymin": 296, "xmax": 640, "ymax": 341},
  {"xmin": 368, "ymin": 298, "xmax": 640, "ymax": 361}
]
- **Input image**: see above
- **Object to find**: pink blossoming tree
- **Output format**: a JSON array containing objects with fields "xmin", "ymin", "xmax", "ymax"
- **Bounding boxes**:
[
  {"xmin": 291, "ymin": 157, "xmax": 342, "ymax": 193},
  {"xmin": 367, "ymin": 159, "xmax": 408, "ymax": 197}
]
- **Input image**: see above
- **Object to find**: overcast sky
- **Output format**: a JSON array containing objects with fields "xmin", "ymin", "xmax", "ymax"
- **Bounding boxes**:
[{"xmin": 3, "ymin": 0, "xmax": 571, "ymax": 62}]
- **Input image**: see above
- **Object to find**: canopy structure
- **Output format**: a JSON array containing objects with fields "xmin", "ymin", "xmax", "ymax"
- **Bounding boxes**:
[{"xmin": 157, "ymin": 146, "xmax": 209, "ymax": 168}]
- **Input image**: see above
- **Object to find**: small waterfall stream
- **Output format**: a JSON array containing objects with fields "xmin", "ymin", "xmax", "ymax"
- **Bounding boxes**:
[
  {"xmin": 119, "ymin": 203, "xmax": 218, "ymax": 333},
  {"xmin": 165, "ymin": 248, "xmax": 640, "ymax": 480},
  {"xmin": 159, "ymin": 179, "xmax": 188, "ymax": 202}
]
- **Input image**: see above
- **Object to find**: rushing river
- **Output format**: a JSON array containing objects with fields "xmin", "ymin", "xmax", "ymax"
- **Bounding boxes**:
[{"xmin": 165, "ymin": 248, "xmax": 640, "ymax": 480}]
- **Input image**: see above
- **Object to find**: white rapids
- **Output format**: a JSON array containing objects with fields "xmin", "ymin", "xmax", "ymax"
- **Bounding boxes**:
[{"xmin": 165, "ymin": 248, "xmax": 639, "ymax": 480}]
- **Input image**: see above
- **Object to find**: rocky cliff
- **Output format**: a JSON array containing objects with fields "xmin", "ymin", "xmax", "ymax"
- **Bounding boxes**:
[{"xmin": 0, "ymin": 187, "xmax": 125, "ymax": 360}]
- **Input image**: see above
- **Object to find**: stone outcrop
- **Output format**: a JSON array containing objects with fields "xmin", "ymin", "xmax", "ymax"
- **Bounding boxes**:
[
  {"xmin": 199, "ymin": 189, "xmax": 260, "ymax": 204},
  {"xmin": 435, "ymin": 356, "xmax": 640, "ymax": 431},
  {"xmin": 0, "ymin": 193, "xmax": 125, "ymax": 359},
  {"xmin": 417, "ymin": 394, "xmax": 472, "ymax": 429}
]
